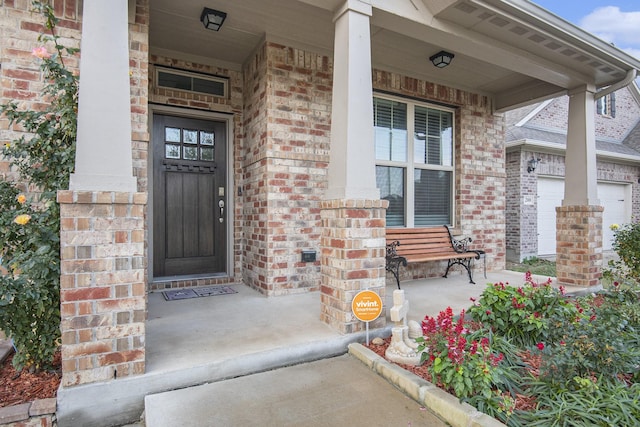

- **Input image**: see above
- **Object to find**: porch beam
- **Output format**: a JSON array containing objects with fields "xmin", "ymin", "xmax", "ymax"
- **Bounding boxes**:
[{"xmin": 70, "ymin": 0, "xmax": 136, "ymax": 192}]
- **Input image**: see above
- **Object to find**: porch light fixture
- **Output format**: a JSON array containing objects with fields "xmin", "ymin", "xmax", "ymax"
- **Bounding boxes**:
[
  {"xmin": 200, "ymin": 7, "xmax": 227, "ymax": 31},
  {"xmin": 527, "ymin": 157, "xmax": 540, "ymax": 173},
  {"xmin": 429, "ymin": 50, "xmax": 455, "ymax": 68}
]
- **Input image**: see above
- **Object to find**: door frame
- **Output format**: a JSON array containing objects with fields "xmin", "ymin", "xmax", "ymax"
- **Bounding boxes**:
[{"xmin": 148, "ymin": 104, "xmax": 234, "ymax": 283}]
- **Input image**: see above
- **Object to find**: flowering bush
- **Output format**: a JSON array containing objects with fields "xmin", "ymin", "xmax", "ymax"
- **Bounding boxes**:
[
  {"xmin": 0, "ymin": 1, "xmax": 78, "ymax": 371},
  {"xmin": 604, "ymin": 222, "xmax": 640, "ymax": 290},
  {"xmin": 417, "ymin": 307, "xmax": 510, "ymax": 399},
  {"xmin": 408, "ymin": 275, "xmax": 639, "ymax": 426},
  {"xmin": 467, "ymin": 272, "xmax": 579, "ymax": 347}
]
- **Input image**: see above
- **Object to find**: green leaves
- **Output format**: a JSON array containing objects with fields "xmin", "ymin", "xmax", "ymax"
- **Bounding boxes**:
[
  {"xmin": 468, "ymin": 275, "xmax": 577, "ymax": 348},
  {"xmin": 0, "ymin": 0, "xmax": 77, "ymax": 372},
  {"xmin": 426, "ymin": 274, "xmax": 640, "ymax": 426}
]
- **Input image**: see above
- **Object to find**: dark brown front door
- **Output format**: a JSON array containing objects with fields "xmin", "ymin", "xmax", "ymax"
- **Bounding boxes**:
[{"xmin": 153, "ymin": 114, "xmax": 227, "ymax": 277}]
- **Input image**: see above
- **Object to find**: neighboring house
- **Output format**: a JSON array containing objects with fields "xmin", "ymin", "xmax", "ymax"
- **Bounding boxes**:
[
  {"xmin": 506, "ymin": 84, "xmax": 640, "ymax": 262},
  {"xmin": 2, "ymin": 1, "xmax": 640, "ymax": 425}
]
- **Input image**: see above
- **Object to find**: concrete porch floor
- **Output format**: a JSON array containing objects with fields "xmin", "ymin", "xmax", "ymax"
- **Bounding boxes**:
[{"xmin": 56, "ymin": 269, "xmax": 561, "ymax": 427}]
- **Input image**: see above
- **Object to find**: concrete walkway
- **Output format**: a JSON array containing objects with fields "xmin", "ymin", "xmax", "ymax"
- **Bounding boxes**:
[{"xmin": 144, "ymin": 354, "xmax": 448, "ymax": 427}]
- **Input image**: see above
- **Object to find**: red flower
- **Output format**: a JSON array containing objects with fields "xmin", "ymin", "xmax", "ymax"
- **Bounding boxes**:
[
  {"xmin": 485, "ymin": 310, "xmax": 492, "ymax": 315},
  {"xmin": 536, "ymin": 342, "xmax": 545, "ymax": 351}
]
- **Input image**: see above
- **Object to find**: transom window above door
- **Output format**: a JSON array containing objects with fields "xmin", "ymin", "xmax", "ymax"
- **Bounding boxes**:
[
  {"xmin": 164, "ymin": 126, "xmax": 216, "ymax": 162},
  {"xmin": 374, "ymin": 95, "xmax": 455, "ymax": 227}
]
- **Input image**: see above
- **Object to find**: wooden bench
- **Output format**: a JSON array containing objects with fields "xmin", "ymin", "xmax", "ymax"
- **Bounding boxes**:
[{"xmin": 385, "ymin": 225, "xmax": 481, "ymax": 289}]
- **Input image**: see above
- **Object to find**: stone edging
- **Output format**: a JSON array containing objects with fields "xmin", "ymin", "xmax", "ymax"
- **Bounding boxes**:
[
  {"xmin": 348, "ymin": 343, "xmax": 506, "ymax": 427},
  {"xmin": 0, "ymin": 398, "xmax": 56, "ymax": 426}
]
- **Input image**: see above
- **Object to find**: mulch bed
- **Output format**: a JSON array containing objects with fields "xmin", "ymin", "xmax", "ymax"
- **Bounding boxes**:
[
  {"xmin": 0, "ymin": 350, "xmax": 61, "ymax": 408},
  {"xmin": 365, "ymin": 338, "xmax": 539, "ymax": 412}
]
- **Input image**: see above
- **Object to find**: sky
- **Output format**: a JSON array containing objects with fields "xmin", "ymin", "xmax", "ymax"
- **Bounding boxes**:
[{"xmin": 531, "ymin": 0, "xmax": 640, "ymax": 61}]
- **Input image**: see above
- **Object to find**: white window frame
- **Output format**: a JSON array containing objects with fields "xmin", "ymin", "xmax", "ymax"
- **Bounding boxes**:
[{"xmin": 374, "ymin": 93, "xmax": 456, "ymax": 228}]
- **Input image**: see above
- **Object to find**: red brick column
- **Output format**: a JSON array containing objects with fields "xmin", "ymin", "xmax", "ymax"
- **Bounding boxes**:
[
  {"xmin": 57, "ymin": 191, "xmax": 146, "ymax": 387},
  {"xmin": 320, "ymin": 199, "xmax": 387, "ymax": 334},
  {"xmin": 556, "ymin": 205, "xmax": 603, "ymax": 288}
]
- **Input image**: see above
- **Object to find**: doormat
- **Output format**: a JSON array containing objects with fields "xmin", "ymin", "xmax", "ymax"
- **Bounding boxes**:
[{"xmin": 162, "ymin": 285, "xmax": 238, "ymax": 301}]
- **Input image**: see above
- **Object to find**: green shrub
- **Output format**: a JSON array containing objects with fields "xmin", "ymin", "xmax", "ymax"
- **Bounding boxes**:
[
  {"xmin": 468, "ymin": 272, "xmax": 578, "ymax": 347},
  {"xmin": 541, "ymin": 287, "xmax": 640, "ymax": 383},
  {"xmin": 604, "ymin": 222, "xmax": 640, "ymax": 290},
  {"xmin": 0, "ymin": 0, "xmax": 78, "ymax": 371}
]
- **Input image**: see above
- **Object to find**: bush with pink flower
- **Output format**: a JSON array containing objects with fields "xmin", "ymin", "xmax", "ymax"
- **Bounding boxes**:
[
  {"xmin": 0, "ymin": 1, "xmax": 78, "ymax": 371},
  {"xmin": 413, "ymin": 274, "xmax": 639, "ymax": 426}
]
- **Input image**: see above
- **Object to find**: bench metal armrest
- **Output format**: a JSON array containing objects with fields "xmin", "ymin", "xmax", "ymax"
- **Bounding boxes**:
[
  {"xmin": 386, "ymin": 240, "xmax": 400, "ymax": 258},
  {"xmin": 451, "ymin": 236, "xmax": 472, "ymax": 253}
]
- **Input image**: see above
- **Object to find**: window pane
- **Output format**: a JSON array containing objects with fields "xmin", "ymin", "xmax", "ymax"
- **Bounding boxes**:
[
  {"xmin": 158, "ymin": 71, "xmax": 191, "ymax": 91},
  {"xmin": 414, "ymin": 169, "xmax": 451, "ymax": 226},
  {"xmin": 165, "ymin": 144, "xmax": 180, "ymax": 159},
  {"xmin": 183, "ymin": 146, "xmax": 198, "ymax": 160},
  {"xmin": 165, "ymin": 127, "xmax": 181, "ymax": 143},
  {"xmin": 183, "ymin": 129, "xmax": 198, "ymax": 144},
  {"xmin": 200, "ymin": 131, "xmax": 215, "ymax": 146},
  {"xmin": 193, "ymin": 78, "xmax": 226, "ymax": 97},
  {"xmin": 414, "ymin": 107, "xmax": 453, "ymax": 166},
  {"xmin": 377, "ymin": 166, "xmax": 405, "ymax": 227},
  {"xmin": 200, "ymin": 147, "xmax": 214, "ymax": 161},
  {"xmin": 374, "ymin": 98, "xmax": 407, "ymax": 162}
]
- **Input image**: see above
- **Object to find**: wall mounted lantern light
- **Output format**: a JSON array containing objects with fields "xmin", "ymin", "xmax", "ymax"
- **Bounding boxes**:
[
  {"xmin": 429, "ymin": 50, "xmax": 455, "ymax": 68},
  {"xmin": 200, "ymin": 7, "xmax": 227, "ymax": 31},
  {"xmin": 527, "ymin": 157, "xmax": 541, "ymax": 173}
]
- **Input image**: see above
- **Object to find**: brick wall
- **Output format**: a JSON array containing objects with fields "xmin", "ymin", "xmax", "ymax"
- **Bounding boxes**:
[
  {"xmin": 130, "ymin": 0, "xmax": 150, "ymax": 193},
  {"xmin": 241, "ymin": 41, "xmax": 331, "ymax": 295},
  {"xmin": 0, "ymin": 0, "xmax": 81, "ymax": 185},
  {"xmin": 527, "ymin": 87, "xmax": 640, "ymax": 142},
  {"xmin": 58, "ymin": 191, "xmax": 146, "ymax": 387},
  {"xmin": 556, "ymin": 205, "xmax": 603, "ymax": 287},
  {"xmin": 320, "ymin": 199, "xmax": 387, "ymax": 333}
]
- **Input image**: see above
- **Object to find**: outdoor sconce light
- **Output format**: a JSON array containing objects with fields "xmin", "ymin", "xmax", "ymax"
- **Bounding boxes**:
[
  {"xmin": 527, "ymin": 157, "xmax": 541, "ymax": 173},
  {"xmin": 200, "ymin": 7, "xmax": 227, "ymax": 31},
  {"xmin": 429, "ymin": 50, "xmax": 455, "ymax": 68}
]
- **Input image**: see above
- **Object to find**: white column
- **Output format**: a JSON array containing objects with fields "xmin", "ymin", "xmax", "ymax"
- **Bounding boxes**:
[
  {"xmin": 69, "ymin": 0, "xmax": 137, "ymax": 192},
  {"xmin": 325, "ymin": 0, "xmax": 379, "ymax": 200},
  {"xmin": 563, "ymin": 85, "xmax": 599, "ymax": 206}
]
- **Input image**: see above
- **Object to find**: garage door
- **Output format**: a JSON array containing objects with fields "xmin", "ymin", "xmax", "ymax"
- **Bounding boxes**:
[{"xmin": 537, "ymin": 178, "xmax": 631, "ymax": 255}]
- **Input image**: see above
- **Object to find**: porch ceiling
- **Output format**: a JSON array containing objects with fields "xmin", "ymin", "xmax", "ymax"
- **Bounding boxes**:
[{"xmin": 149, "ymin": 0, "xmax": 640, "ymax": 112}]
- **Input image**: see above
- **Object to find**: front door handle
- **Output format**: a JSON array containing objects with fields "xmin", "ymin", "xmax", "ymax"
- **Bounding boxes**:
[{"xmin": 218, "ymin": 200, "xmax": 225, "ymax": 223}]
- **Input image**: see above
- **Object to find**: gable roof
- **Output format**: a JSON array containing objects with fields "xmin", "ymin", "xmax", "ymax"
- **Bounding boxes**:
[{"xmin": 506, "ymin": 83, "xmax": 640, "ymax": 163}]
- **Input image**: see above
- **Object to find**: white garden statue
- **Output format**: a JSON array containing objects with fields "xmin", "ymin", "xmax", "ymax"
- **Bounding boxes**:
[{"xmin": 385, "ymin": 289, "xmax": 424, "ymax": 366}]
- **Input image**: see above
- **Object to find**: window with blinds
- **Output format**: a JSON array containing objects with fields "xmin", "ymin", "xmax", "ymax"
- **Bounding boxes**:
[{"xmin": 374, "ymin": 96, "xmax": 454, "ymax": 227}]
